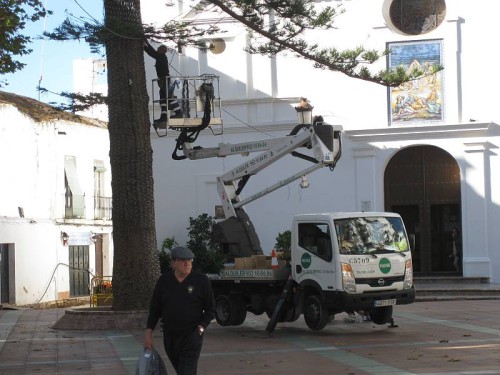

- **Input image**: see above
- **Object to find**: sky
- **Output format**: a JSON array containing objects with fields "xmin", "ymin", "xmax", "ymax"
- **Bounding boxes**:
[{"xmin": 4, "ymin": 0, "xmax": 105, "ymax": 104}]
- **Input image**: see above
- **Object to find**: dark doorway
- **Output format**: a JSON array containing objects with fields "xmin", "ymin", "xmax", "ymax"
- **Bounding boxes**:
[
  {"xmin": 95, "ymin": 237, "xmax": 103, "ymax": 277},
  {"xmin": 69, "ymin": 245, "xmax": 90, "ymax": 297},
  {"xmin": 0, "ymin": 244, "xmax": 10, "ymax": 303},
  {"xmin": 384, "ymin": 146, "xmax": 462, "ymax": 275}
]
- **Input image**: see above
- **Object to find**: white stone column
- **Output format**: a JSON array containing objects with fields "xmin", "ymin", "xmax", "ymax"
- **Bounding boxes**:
[
  {"xmin": 462, "ymin": 142, "xmax": 490, "ymax": 277},
  {"xmin": 354, "ymin": 148, "xmax": 377, "ymax": 212}
]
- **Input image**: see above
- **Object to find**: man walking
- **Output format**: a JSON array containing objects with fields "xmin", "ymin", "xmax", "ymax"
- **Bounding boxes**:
[{"xmin": 144, "ymin": 246, "xmax": 215, "ymax": 374}]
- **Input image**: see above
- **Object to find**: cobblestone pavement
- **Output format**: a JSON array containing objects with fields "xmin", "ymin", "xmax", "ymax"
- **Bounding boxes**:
[{"xmin": 1, "ymin": 300, "xmax": 500, "ymax": 374}]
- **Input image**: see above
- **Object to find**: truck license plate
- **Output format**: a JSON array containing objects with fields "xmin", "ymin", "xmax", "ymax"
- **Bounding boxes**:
[{"xmin": 374, "ymin": 299, "xmax": 396, "ymax": 307}]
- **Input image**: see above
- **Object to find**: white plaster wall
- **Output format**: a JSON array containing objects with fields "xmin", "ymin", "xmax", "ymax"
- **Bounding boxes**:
[
  {"xmin": 0, "ymin": 221, "xmax": 56, "ymax": 304},
  {"xmin": 458, "ymin": 1, "xmax": 500, "ymax": 124},
  {"xmin": 0, "ymin": 105, "xmax": 52, "ymax": 218},
  {"xmin": 0, "ymin": 103, "xmax": 114, "ymax": 305}
]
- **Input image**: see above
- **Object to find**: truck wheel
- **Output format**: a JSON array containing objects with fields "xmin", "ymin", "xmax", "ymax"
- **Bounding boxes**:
[
  {"xmin": 304, "ymin": 295, "xmax": 329, "ymax": 330},
  {"xmin": 283, "ymin": 307, "xmax": 301, "ymax": 323},
  {"xmin": 215, "ymin": 295, "xmax": 234, "ymax": 326},
  {"xmin": 369, "ymin": 306, "xmax": 393, "ymax": 325},
  {"xmin": 230, "ymin": 296, "xmax": 247, "ymax": 326}
]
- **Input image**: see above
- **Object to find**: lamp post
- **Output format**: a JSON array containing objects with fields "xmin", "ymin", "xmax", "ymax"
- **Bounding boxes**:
[{"xmin": 294, "ymin": 97, "xmax": 313, "ymax": 125}]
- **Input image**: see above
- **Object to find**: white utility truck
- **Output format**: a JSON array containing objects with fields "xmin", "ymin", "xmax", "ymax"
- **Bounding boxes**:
[
  {"xmin": 173, "ymin": 117, "xmax": 415, "ymax": 333},
  {"xmin": 166, "ymin": 87, "xmax": 415, "ymax": 332}
]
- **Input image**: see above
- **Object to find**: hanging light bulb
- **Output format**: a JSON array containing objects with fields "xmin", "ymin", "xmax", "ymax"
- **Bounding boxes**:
[{"xmin": 300, "ymin": 175, "xmax": 309, "ymax": 189}]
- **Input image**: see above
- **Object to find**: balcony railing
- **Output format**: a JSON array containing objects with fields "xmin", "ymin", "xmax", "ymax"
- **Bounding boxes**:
[
  {"xmin": 64, "ymin": 193, "xmax": 85, "ymax": 219},
  {"xmin": 94, "ymin": 196, "xmax": 112, "ymax": 220},
  {"xmin": 61, "ymin": 194, "xmax": 112, "ymax": 220}
]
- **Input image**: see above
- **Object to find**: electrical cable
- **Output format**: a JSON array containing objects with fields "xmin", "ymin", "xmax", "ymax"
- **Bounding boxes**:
[
  {"xmin": 73, "ymin": 0, "xmax": 101, "ymax": 24},
  {"xmin": 168, "ymin": 55, "xmax": 278, "ymax": 139},
  {"xmin": 36, "ymin": 262, "xmax": 95, "ymax": 305},
  {"xmin": 73, "ymin": 0, "xmax": 142, "ymax": 41},
  {"xmin": 37, "ymin": 0, "xmax": 49, "ymax": 101}
]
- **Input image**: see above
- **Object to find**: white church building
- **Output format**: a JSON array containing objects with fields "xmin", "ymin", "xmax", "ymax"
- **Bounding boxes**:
[{"xmin": 142, "ymin": 0, "xmax": 500, "ymax": 281}]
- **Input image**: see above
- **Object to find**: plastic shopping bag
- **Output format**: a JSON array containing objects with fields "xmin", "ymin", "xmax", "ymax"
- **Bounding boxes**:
[{"xmin": 136, "ymin": 347, "xmax": 167, "ymax": 375}]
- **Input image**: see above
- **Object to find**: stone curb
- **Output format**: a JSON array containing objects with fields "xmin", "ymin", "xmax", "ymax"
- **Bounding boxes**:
[{"xmin": 53, "ymin": 307, "xmax": 149, "ymax": 330}]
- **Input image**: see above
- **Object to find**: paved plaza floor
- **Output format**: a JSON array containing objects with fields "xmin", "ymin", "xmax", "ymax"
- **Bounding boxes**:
[
  {"xmin": 2, "ymin": 298, "xmax": 500, "ymax": 374},
  {"xmin": 0, "ymin": 283, "xmax": 500, "ymax": 375}
]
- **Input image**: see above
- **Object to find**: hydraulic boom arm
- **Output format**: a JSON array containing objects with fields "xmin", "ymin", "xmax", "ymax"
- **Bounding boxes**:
[{"xmin": 181, "ymin": 120, "xmax": 342, "ymax": 257}]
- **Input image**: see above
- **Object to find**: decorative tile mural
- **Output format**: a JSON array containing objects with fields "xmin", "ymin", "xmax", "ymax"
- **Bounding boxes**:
[{"xmin": 387, "ymin": 39, "xmax": 444, "ymax": 125}]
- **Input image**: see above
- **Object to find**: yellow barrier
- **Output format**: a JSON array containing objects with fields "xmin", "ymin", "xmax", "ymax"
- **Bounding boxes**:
[{"xmin": 90, "ymin": 276, "xmax": 113, "ymax": 307}]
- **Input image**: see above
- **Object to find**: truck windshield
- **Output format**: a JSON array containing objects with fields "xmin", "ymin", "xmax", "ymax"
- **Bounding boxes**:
[{"xmin": 335, "ymin": 216, "xmax": 409, "ymax": 255}]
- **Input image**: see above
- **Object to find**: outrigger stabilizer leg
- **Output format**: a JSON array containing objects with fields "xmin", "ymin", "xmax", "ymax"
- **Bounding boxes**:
[
  {"xmin": 389, "ymin": 318, "xmax": 399, "ymax": 328},
  {"xmin": 265, "ymin": 276, "xmax": 294, "ymax": 336}
]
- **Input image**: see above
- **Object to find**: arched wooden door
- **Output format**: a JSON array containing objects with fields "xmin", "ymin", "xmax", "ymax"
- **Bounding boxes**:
[{"xmin": 384, "ymin": 146, "xmax": 462, "ymax": 275}]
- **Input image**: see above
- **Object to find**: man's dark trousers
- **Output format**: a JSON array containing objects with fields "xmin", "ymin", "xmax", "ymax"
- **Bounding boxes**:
[{"xmin": 163, "ymin": 329, "xmax": 203, "ymax": 375}]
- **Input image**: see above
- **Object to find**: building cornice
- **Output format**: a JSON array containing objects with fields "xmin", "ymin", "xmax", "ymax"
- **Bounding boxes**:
[
  {"xmin": 346, "ymin": 122, "xmax": 494, "ymax": 142},
  {"xmin": 152, "ymin": 121, "xmax": 498, "ymax": 142}
]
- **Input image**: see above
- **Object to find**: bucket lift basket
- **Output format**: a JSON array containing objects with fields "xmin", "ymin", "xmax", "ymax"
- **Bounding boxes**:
[{"xmin": 150, "ymin": 74, "xmax": 223, "ymax": 137}]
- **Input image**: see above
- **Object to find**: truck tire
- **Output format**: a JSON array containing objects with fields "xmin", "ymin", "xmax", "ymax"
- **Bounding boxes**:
[
  {"xmin": 215, "ymin": 295, "xmax": 234, "ymax": 326},
  {"xmin": 230, "ymin": 295, "xmax": 247, "ymax": 326},
  {"xmin": 304, "ymin": 295, "xmax": 329, "ymax": 330},
  {"xmin": 282, "ymin": 307, "xmax": 301, "ymax": 323},
  {"xmin": 369, "ymin": 306, "xmax": 393, "ymax": 325},
  {"xmin": 215, "ymin": 294, "xmax": 248, "ymax": 326}
]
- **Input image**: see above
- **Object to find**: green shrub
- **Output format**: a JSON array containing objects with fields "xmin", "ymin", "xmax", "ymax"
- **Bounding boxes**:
[
  {"xmin": 158, "ymin": 237, "xmax": 177, "ymax": 274},
  {"xmin": 187, "ymin": 213, "xmax": 225, "ymax": 274},
  {"xmin": 274, "ymin": 230, "xmax": 291, "ymax": 260}
]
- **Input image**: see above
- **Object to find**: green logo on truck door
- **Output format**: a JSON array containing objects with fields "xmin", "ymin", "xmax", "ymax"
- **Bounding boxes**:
[
  {"xmin": 379, "ymin": 258, "xmax": 391, "ymax": 274},
  {"xmin": 301, "ymin": 253, "xmax": 312, "ymax": 269}
]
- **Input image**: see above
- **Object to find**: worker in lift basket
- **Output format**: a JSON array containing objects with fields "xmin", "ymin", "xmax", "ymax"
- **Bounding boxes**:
[
  {"xmin": 144, "ymin": 246, "xmax": 215, "ymax": 375},
  {"xmin": 143, "ymin": 40, "xmax": 183, "ymax": 124}
]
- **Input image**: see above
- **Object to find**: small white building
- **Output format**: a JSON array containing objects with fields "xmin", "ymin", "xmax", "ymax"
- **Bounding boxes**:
[
  {"xmin": 73, "ymin": 58, "xmax": 109, "ymax": 122},
  {"xmin": 0, "ymin": 91, "xmax": 113, "ymax": 306},
  {"xmin": 142, "ymin": 0, "xmax": 500, "ymax": 281}
]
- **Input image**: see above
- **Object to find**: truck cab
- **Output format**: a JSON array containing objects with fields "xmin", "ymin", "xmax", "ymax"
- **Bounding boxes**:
[{"xmin": 291, "ymin": 212, "xmax": 415, "ymax": 330}]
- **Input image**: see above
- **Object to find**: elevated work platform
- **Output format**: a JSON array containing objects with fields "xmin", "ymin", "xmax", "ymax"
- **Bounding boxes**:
[
  {"xmin": 155, "ymin": 117, "xmax": 223, "ymax": 130},
  {"xmin": 151, "ymin": 74, "xmax": 223, "ymax": 134}
]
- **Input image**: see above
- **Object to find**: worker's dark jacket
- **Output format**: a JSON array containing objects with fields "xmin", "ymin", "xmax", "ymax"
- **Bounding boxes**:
[{"xmin": 144, "ymin": 43, "xmax": 169, "ymax": 79}]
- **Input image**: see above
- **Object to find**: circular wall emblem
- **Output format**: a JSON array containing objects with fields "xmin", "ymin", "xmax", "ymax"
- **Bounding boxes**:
[
  {"xmin": 301, "ymin": 253, "xmax": 312, "ymax": 269},
  {"xmin": 383, "ymin": 0, "xmax": 447, "ymax": 36},
  {"xmin": 379, "ymin": 258, "xmax": 391, "ymax": 274}
]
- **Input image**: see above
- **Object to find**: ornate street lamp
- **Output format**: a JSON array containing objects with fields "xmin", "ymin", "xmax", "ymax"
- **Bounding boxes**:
[{"xmin": 294, "ymin": 97, "xmax": 314, "ymax": 125}]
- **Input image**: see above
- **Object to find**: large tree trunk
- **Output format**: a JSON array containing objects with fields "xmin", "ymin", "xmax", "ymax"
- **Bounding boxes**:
[{"xmin": 104, "ymin": 0, "xmax": 159, "ymax": 310}]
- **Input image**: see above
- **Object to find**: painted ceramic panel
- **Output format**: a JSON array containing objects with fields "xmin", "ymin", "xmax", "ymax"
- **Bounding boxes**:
[{"xmin": 388, "ymin": 40, "xmax": 443, "ymax": 125}]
